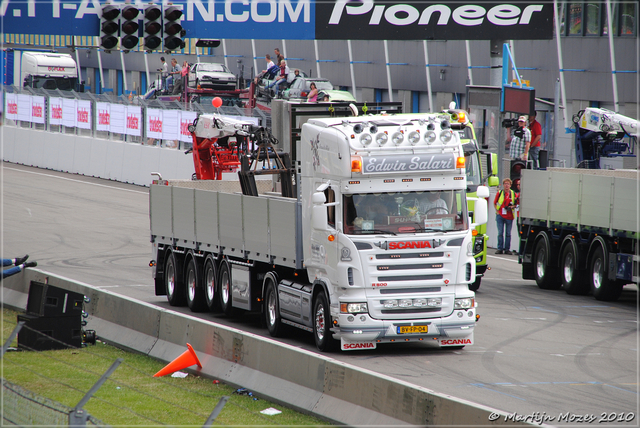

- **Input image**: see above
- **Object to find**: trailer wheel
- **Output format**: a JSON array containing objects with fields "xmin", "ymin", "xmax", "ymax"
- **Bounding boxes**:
[
  {"xmin": 590, "ymin": 247, "xmax": 623, "ymax": 301},
  {"xmin": 313, "ymin": 291, "xmax": 339, "ymax": 352},
  {"xmin": 533, "ymin": 239, "xmax": 561, "ymax": 290},
  {"xmin": 561, "ymin": 245, "xmax": 588, "ymax": 295},
  {"xmin": 185, "ymin": 256, "xmax": 207, "ymax": 312},
  {"xmin": 264, "ymin": 275, "xmax": 283, "ymax": 337},
  {"xmin": 468, "ymin": 276, "xmax": 481, "ymax": 292},
  {"xmin": 218, "ymin": 261, "xmax": 235, "ymax": 316},
  {"xmin": 204, "ymin": 256, "xmax": 220, "ymax": 312},
  {"xmin": 165, "ymin": 251, "xmax": 186, "ymax": 306}
]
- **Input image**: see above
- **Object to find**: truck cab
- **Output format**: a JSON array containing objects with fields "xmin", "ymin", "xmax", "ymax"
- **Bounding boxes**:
[
  {"xmin": 21, "ymin": 51, "xmax": 81, "ymax": 92},
  {"xmin": 300, "ymin": 114, "xmax": 489, "ymax": 350}
]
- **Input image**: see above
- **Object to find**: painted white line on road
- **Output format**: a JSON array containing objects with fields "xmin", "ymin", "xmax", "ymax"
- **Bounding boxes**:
[
  {"xmin": 98, "ymin": 284, "xmax": 154, "ymax": 288},
  {"xmin": 4, "ymin": 167, "xmax": 148, "ymax": 195},
  {"xmin": 487, "ymin": 255, "xmax": 520, "ymax": 263}
]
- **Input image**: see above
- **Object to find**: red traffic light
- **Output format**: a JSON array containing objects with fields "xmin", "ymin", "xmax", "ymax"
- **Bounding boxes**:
[
  {"xmin": 101, "ymin": 21, "xmax": 119, "ymax": 35},
  {"xmin": 145, "ymin": 5, "xmax": 161, "ymax": 21},
  {"xmin": 121, "ymin": 20, "xmax": 139, "ymax": 35},
  {"xmin": 164, "ymin": 6, "xmax": 183, "ymax": 21},
  {"xmin": 121, "ymin": 5, "xmax": 139, "ymax": 21},
  {"xmin": 101, "ymin": 4, "xmax": 120, "ymax": 20}
]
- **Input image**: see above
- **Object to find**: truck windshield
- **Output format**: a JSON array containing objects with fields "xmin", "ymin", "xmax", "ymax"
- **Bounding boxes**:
[
  {"xmin": 343, "ymin": 190, "xmax": 468, "ymax": 235},
  {"xmin": 28, "ymin": 77, "xmax": 77, "ymax": 91},
  {"xmin": 465, "ymin": 151, "xmax": 482, "ymax": 186}
]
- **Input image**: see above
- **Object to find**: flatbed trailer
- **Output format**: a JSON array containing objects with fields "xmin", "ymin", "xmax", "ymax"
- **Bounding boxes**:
[{"xmin": 519, "ymin": 168, "xmax": 638, "ymax": 300}]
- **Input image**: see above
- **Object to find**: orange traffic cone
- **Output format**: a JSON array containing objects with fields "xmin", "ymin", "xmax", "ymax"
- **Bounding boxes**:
[{"xmin": 153, "ymin": 343, "xmax": 202, "ymax": 377}]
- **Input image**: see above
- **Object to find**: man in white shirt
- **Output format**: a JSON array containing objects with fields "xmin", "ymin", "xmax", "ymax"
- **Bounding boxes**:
[{"xmin": 419, "ymin": 192, "xmax": 448, "ymax": 216}]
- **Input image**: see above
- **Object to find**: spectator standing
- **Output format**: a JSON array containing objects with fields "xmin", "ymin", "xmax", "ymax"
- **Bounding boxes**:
[
  {"xmin": 528, "ymin": 112, "xmax": 542, "ymax": 169},
  {"xmin": 159, "ymin": 56, "xmax": 169, "ymax": 90},
  {"xmin": 274, "ymin": 48, "xmax": 284, "ymax": 66},
  {"xmin": 173, "ymin": 61, "xmax": 189, "ymax": 95},
  {"xmin": 168, "ymin": 58, "xmax": 180, "ymax": 90},
  {"xmin": 3, "ymin": 255, "xmax": 37, "ymax": 279},
  {"xmin": 494, "ymin": 178, "xmax": 516, "ymax": 254},
  {"xmin": 508, "ymin": 116, "xmax": 531, "ymax": 161},
  {"xmin": 307, "ymin": 82, "xmax": 318, "ymax": 102}
]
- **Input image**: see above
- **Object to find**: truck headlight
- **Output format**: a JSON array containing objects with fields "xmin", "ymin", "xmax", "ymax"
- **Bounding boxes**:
[
  {"xmin": 341, "ymin": 302, "xmax": 368, "ymax": 314},
  {"xmin": 454, "ymin": 298, "xmax": 474, "ymax": 309},
  {"xmin": 473, "ymin": 236, "xmax": 484, "ymax": 254}
]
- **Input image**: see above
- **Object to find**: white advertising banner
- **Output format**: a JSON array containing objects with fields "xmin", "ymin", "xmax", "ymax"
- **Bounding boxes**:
[
  {"xmin": 179, "ymin": 111, "xmax": 198, "ymax": 143},
  {"xmin": 4, "ymin": 93, "xmax": 18, "ymax": 121},
  {"xmin": 125, "ymin": 105, "xmax": 142, "ymax": 137},
  {"xmin": 62, "ymin": 98, "xmax": 76, "ymax": 128},
  {"xmin": 49, "ymin": 97, "xmax": 63, "ymax": 126},
  {"xmin": 162, "ymin": 109, "xmax": 180, "ymax": 141},
  {"xmin": 17, "ymin": 94, "xmax": 31, "ymax": 122},
  {"xmin": 96, "ymin": 102, "xmax": 111, "ymax": 132},
  {"xmin": 30, "ymin": 96, "xmax": 46, "ymax": 124},
  {"xmin": 110, "ymin": 103, "xmax": 126, "ymax": 134},
  {"xmin": 76, "ymin": 100, "xmax": 92, "ymax": 130},
  {"xmin": 146, "ymin": 108, "xmax": 163, "ymax": 140}
]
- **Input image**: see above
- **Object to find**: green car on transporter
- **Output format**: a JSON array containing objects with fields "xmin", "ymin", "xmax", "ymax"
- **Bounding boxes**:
[{"xmin": 445, "ymin": 107, "xmax": 499, "ymax": 291}]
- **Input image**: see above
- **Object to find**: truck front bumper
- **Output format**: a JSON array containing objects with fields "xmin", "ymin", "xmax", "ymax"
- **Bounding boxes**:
[{"xmin": 335, "ymin": 309, "xmax": 476, "ymax": 349}]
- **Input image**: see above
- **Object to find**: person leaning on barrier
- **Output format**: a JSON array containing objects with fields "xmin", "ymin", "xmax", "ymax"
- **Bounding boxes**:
[{"xmin": 2, "ymin": 254, "xmax": 37, "ymax": 279}]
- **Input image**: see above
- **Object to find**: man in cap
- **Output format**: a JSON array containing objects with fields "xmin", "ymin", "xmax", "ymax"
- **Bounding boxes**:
[{"xmin": 508, "ymin": 115, "xmax": 532, "ymax": 161}]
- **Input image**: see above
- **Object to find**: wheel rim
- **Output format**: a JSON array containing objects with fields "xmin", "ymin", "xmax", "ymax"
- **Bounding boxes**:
[
  {"xmin": 267, "ymin": 287, "xmax": 276, "ymax": 326},
  {"xmin": 535, "ymin": 248, "xmax": 546, "ymax": 279},
  {"xmin": 205, "ymin": 266, "xmax": 215, "ymax": 302},
  {"xmin": 592, "ymin": 257, "xmax": 603, "ymax": 290},
  {"xmin": 166, "ymin": 260, "xmax": 175, "ymax": 296},
  {"xmin": 563, "ymin": 253, "xmax": 574, "ymax": 283},
  {"xmin": 315, "ymin": 302, "xmax": 326, "ymax": 341},
  {"xmin": 221, "ymin": 269, "xmax": 230, "ymax": 304},
  {"xmin": 187, "ymin": 266, "xmax": 196, "ymax": 301}
]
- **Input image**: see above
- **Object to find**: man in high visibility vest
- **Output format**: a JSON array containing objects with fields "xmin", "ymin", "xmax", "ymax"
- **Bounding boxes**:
[{"xmin": 494, "ymin": 178, "xmax": 516, "ymax": 254}]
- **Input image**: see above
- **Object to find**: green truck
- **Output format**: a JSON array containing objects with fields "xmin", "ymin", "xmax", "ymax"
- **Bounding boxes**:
[{"xmin": 446, "ymin": 108, "xmax": 499, "ymax": 291}]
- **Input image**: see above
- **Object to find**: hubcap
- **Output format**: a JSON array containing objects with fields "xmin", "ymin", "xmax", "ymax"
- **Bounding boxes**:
[
  {"xmin": 167, "ymin": 261, "xmax": 175, "ymax": 296},
  {"xmin": 563, "ymin": 253, "xmax": 574, "ymax": 283},
  {"xmin": 187, "ymin": 267, "xmax": 196, "ymax": 301},
  {"xmin": 592, "ymin": 258, "xmax": 603, "ymax": 289},
  {"xmin": 315, "ymin": 303, "xmax": 325, "ymax": 341},
  {"xmin": 267, "ymin": 288, "xmax": 276, "ymax": 325},
  {"xmin": 206, "ymin": 267, "xmax": 215, "ymax": 301},
  {"xmin": 536, "ymin": 248, "xmax": 546, "ymax": 279},
  {"xmin": 221, "ymin": 270, "xmax": 229, "ymax": 304}
]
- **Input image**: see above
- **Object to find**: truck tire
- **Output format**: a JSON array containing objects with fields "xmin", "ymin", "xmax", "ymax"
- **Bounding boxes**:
[
  {"xmin": 218, "ymin": 260, "xmax": 235, "ymax": 316},
  {"xmin": 561, "ymin": 244, "xmax": 588, "ymax": 295},
  {"xmin": 165, "ymin": 251, "xmax": 186, "ymax": 306},
  {"xmin": 533, "ymin": 239, "xmax": 561, "ymax": 290},
  {"xmin": 185, "ymin": 256, "xmax": 207, "ymax": 312},
  {"xmin": 468, "ymin": 276, "xmax": 481, "ymax": 292},
  {"xmin": 204, "ymin": 256, "xmax": 220, "ymax": 312},
  {"xmin": 313, "ymin": 291, "xmax": 339, "ymax": 352},
  {"xmin": 590, "ymin": 247, "xmax": 623, "ymax": 301},
  {"xmin": 264, "ymin": 275, "xmax": 283, "ymax": 337}
]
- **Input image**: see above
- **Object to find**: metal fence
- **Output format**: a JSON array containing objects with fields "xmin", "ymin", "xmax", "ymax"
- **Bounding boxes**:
[
  {"xmin": 2, "ymin": 379, "xmax": 107, "ymax": 427},
  {"xmin": 2, "ymin": 86, "xmax": 270, "ymax": 151}
]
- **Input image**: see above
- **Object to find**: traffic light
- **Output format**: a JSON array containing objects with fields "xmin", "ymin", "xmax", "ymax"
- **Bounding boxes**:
[
  {"xmin": 143, "ymin": 4, "xmax": 162, "ymax": 51},
  {"xmin": 510, "ymin": 159, "xmax": 527, "ymax": 181},
  {"xmin": 100, "ymin": 4, "xmax": 120, "ymax": 50},
  {"xmin": 120, "ymin": 5, "xmax": 140, "ymax": 50},
  {"xmin": 163, "ymin": 5, "xmax": 185, "ymax": 51}
]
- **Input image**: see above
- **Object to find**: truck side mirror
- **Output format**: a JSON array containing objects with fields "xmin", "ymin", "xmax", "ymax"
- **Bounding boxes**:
[
  {"xmin": 312, "ymin": 192, "xmax": 328, "ymax": 230},
  {"xmin": 470, "ymin": 198, "xmax": 488, "ymax": 227},
  {"xmin": 476, "ymin": 185, "xmax": 490, "ymax": 198}
]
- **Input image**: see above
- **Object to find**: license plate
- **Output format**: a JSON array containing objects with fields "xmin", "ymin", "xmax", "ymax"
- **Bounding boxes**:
[{"xmin": 398, "ymin": 325, "xmax": 428, "ymax": 334}]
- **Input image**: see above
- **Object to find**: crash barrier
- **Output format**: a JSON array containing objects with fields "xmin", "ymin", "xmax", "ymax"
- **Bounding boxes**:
[
  {"xmin": 1, "ymin": 270, "xmax": 535, "ymax": 427},
  {"xmin": 2, "ymin": 86, "xmax": 269, "ymax": 152}
]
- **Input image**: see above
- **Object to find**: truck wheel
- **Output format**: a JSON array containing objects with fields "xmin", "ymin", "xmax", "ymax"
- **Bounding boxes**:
[
  {"xmin": 313, "ymin": 291, "xmax": 339, "ymax": 352},
  {"xmin": 165, "ymin": 251, "xmax": 186, "ymax": 306},
  {"xmin": 590, "ymin": 247, "xmax": 623, "ymax": 301},
  {"xmin": 468, "ymin": 276, "xmax": 481, "ymax": 292},
  {"xmin": 185, "ymin": 257, "xmax": 207, "ymax": 312},
  {"xmin": 561, "ymin": 245, "xmax": 588, "ymax": 295},
  {"xmin": 218, "ymin": 261, "xmax": 235, "ymax": 316},
  {"xmin": 533, "ymin": 239, "xmax": 561, "ymax": 290},
  {"xmin": 264, "ymin": 275, "xmax": 283, "ymax": 337},
  {"xmin": 204, "ymin": 256, "xmax": 220, "ymax": 312}
]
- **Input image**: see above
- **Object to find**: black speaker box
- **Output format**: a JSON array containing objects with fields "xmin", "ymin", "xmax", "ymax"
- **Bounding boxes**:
[
  {"xmin": 17, "ymin": 314, "xmax": 82, "ymax": 351},
  {"xmin": 26, "ymin": 281, "xmax": 84, "ymax": 318}
]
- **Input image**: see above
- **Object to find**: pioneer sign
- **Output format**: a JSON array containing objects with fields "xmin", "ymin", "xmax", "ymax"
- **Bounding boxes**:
[{"xmin": 1, "ymin": 0, "xmax": 554, "ymax": 40}]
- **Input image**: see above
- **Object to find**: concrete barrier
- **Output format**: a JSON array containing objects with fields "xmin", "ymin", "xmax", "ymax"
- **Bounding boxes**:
[{"xmin": 1, "ymin": 269, "xmax": 535, "ymax": 426}]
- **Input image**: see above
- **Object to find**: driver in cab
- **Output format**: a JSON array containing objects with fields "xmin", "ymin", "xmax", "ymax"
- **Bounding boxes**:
[{"xmin": 419, "ymin": 192, "xmax": 448, "ymax": 216}]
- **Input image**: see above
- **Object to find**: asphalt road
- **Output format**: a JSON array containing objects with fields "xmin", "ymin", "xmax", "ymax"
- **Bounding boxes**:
[{"xmin": 3, "ymin": 162, "xmax": 638, "ymax": 426}]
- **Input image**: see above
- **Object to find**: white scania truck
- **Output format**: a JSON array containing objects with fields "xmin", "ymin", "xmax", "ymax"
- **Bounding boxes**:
[{"xmin": 149, "ymin": 108, "xmax": 489, "ymax": 352}]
